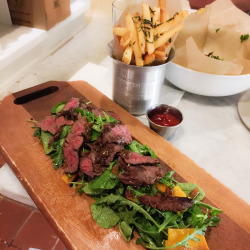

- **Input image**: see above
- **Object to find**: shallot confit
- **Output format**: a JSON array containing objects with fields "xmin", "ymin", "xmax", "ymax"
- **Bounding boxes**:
[{"xmin": 33, "ymin": 97, "xmax": 222, "ymax": 249}]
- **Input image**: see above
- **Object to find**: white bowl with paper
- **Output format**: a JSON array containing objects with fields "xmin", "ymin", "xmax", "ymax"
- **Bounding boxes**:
[
  {"xmin": 165, "ymin": 0, "xmax": 250, "ymax": 96},
  {"xmin": 165, "ymin": 62, "xmax": 250, "ymax": 97}
]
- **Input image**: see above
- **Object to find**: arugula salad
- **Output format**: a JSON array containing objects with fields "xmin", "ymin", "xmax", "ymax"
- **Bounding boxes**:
[{"xmin": 32, "ymin": 98, "xmax": 222, "ymax": 249}]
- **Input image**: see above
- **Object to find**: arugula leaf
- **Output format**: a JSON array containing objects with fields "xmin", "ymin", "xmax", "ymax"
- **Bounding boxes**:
[
  {"xmin": 159, "ymin": 171, "xmax": 176, "ymax": 189},
  {"xmin": 82, "ymin": 183, "xmax": 103, "ymax": 195},
  {"xmin": 50, "ymin": 125, "xmax": 72, "ymax": 170},
  {"xmin": 60, "ymin": 125, "xmax": 72, "ymax": 138},
  {"xmin": 127, "ymin": 185, "xmax": 158, "ymax": 201},
  {"xmin": 50, "ymin": 138, "xmax": 65, "ymax": 170},
  {"xmin": 195, "ymin": 201, "xmax": 222, "ymax": 215},
  {"xmin": 158, "ymin": 213, "xmax": 179, "ymax": 232},
  {"xmin": 51, "ymin": 101, "xmax": 66, "ymax": 114},
  {"xmin": 136, "ymin": 238, "xmax": 143, "ymax": 245},
  {"xmin": 137, "ymin": 231, "xmax": 159, "ymax": 249},
  {"xmin": 91, "ymin": 130, "xmax": 101, "ymax": 141},
  {"xmin": 127, "ymin": 140, "xmax": 157, "ymax": 158},
  {"xmin": 119, "ymin": 221, "xmax": 133, "ymax": 242},
  {"xmin": 186, "ymin": 202, "xmax": 222, "ymax": 228},
  {"xmin": 132, "ymin": 217, "xmax": 164, "ymax": 247},
  {"xmin": 88, "ymin": 162, "xmax": 119, "ymax": 190},
  {"xmin": 82, "ymin": 162, "xmax": 119, "ymax": 195},
  {"xmin": 33, "ymin": 127, "xmax": 41, "ymax": 138},
  {"xmin": 240, "ymin": 34, "xmax": 249, "ymax": 42},
  {"xmin": 103, "ymin": 111, "xmax": 118, "ymax": 124},
  {"xmin": 177, "ymin": 182, "xmax": 205, "ymax": 201},
  {"xmin": 186, "ymin": 205, "xmax": 208, "ymax": 228},
  {"xmin": 91, "ymin": 204, "xmax": 120, "ymax": 228},
  {"xmin": 76, "ymin": 108, "xmax": 118, "ymax": 141},
  {"xmin": 93, "ymin": 194, "xmax": 161, "ymax": 229},
  {"xmin": 40, "ymin": 130, "xmax": 54, "ymax": 154}
]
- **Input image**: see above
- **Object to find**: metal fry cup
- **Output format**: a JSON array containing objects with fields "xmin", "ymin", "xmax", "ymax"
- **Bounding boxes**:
[{"xmin": 111, "ymin": 49, "xmax": 175, "ymax": 115}]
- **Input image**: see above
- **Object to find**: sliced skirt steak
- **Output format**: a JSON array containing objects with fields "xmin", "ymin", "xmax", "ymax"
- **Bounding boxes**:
[{"xmin": 138, "ymin": 192, "xmax": 194, "ymax": 212}]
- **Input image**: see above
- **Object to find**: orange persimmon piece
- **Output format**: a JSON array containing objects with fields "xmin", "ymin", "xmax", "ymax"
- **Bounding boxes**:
[
  {"xmin": 165, "ymin": 228, "xmax": 209, "ymax": 250},
  {"xmin": 61, "ymin": 173, "xmax": 77, "ymax": 185},
  {"xmin": 155, "ymin": 183, "xmax": 186, "ymax": 197},
  {"xmin": 173, "ymin": 185, "xmax": 186, "ymax": 197}
]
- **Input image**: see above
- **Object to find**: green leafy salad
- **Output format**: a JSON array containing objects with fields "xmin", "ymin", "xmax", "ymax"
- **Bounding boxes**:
[{"xmin": 32, "ymin": 99, "xmax": 222, "ymax": 249}]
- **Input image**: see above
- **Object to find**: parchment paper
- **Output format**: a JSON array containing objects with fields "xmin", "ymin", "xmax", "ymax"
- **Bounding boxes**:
[{"xmin": 173, "ymin": 0, "xmax": 250, "ymax": 75}]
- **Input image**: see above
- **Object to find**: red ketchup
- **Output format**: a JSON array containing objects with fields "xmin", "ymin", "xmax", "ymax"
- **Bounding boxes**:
[{"xmin": 150, "ymin": 113, "xmax": 180, "ymax": 127}]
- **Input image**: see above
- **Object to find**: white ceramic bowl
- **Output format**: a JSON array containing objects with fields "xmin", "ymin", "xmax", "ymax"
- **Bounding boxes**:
[{"xmin": 165, "ymin": 62, "xmax": 250, "ymax": 97}]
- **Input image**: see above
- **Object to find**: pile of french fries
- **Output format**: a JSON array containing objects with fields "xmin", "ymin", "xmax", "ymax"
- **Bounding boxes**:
[{"xmin": 113, "ymin": 0, "xmax": 188, "ymax": 66}]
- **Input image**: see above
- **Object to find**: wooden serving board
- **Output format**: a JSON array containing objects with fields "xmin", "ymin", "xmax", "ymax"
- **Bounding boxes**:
[{"xmin": 0, "ymin": 81, "xmax": 249, "ymax": 250}]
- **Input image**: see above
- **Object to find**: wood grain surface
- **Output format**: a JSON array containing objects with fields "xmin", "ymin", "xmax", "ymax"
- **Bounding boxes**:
[{"xmin": 0, "ymin": 81, "xmax": 249, "ymax": 250}]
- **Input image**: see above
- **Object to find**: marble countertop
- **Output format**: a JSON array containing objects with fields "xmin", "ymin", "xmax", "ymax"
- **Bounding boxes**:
[{"xmin": 0, "ymin": 0, "xmax": 249, "ymax": 205}]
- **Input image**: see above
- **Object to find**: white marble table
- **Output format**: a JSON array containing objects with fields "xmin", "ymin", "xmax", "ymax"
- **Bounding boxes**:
[{"xmin": 0, "ymin": 0, "xmax": 249, "ymax": 206}]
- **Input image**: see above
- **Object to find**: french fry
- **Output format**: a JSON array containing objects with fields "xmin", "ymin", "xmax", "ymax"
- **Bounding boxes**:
[
  {"xmin": 120, "ymin": 31, "xmax": 132, "ymax": 48},
  {"xmin": 125, "ymin": 13, "xmax": 144, "ymax": 66},
  {"xmin": 196, "ymin": 8, "xmax": 205, "ymax": 14},
  {"xmin": 152, "ymin": 7, "xmax": 161, "ymax": 27},
  {"xmin": 144, "ymin": 53, "xmax": 155, "ymax": 65},
  {"xmin": 113, "ymin": 26, "xmax": 129, "ymax": 36},
  {"xmin": 154, "ymin": 50, "xmax": 168, "ymax": 61},
  {"xmin": 160, "ymin": 9, "xmax": 169, "ymax": 23},
  {"xmin": 113, "ymin": 1, "xmax": 186, "ymax": 66},
  {"xmin": 158, "ymin": 0, "xmax": 166, "ymax": 10},
  {"xmin": 154, "ymin": 10, "xmax": 188, "ymax": 36},
  {"xmin": 133, "ymin": 13, "xmax": 146, "ymax": 54},
  {"xmin": 156, "ymin": 42, "xmax": 170, "ymax": 52},
  {"xmin": 154, "ymin": 22, "xmax": 183, "ymax": 49},
  {"xmin": 159, "ymin": 0, "xmax": 168, "ymax": 22},
  {"xmin": 142, "ymin": 2, "xmax": 154, "ymax": 55},
  {"xmin": 122, "ymin": 45, "xmax": 133, "ymax": 65}
]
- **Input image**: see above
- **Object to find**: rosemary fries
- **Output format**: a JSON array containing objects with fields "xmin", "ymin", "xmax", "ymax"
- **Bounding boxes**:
[{"xmin": 113, "ymin": 1, "xmax": 188, "ymax": 66}]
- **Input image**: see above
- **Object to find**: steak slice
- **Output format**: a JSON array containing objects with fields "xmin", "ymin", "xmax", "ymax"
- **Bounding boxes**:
[
  {"xmin": 79, "ymin": 143, "xmax": 123, "ymax": 177},
  {"xmin": 79, "ymin": 157, "xmax": 93, "ymax": 177},
  {"xmin": 120, "ymin": 150, "xmax": 159, "ymax": 165},
  {"xmin": 63, "ymin": 97, "xmax": 80, "ymax": 111},
  {"xmin": 57, "ymin": 98, "xmax": 80, "ymax": 120},
  {"xmin": 137, "ymin": 192, "xmax": 194, "ymax": 212},
  {"xmin": 66, "ymin": 133, "xmax": 83, "ymax": 151},
  {"xmin": 99, "ymin": 144, "xmax": 124, "ymax": 166},
  {"xmin": 37, "ymin": 116, "xmax": 73, "ymax": 134},
  {"xmin": 63, "ymin": 143, "xmax": 79, "ymax": 174},
  {"xmin": 79, "ymin": 153, "xmax": 106, "ymax": 178},
  {"xmin": 118, "ymin": 157, "xmax": 167, "ymax": 188},
  {"xmin": 63, "ymin": 116, "xmax": 89, "ymax": 173},
  {"xmin": 57, "ymin": 108, "xmax": 77, "ymax": 121},
  {"xmin": 101, "ymin": 123, "xmax": 132, "ymax": 145}
]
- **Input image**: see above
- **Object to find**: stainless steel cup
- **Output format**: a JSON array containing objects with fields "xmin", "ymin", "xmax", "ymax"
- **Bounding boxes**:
[{"xmin": 112, "ymin": 49, "xmax": 175, "ymax": 115}]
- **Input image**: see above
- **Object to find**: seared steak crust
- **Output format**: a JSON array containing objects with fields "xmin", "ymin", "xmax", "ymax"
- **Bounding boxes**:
[
  {"xmin": 118, "ymin": 157, "xmax": 167, "ymax": 188},
  {"xmin": 138, "ymin": 192, "xmax": 194, "ymax": 212},
  {"xmin": 79, "ymin": 143, "xmax": 124, "ymax": 178}
]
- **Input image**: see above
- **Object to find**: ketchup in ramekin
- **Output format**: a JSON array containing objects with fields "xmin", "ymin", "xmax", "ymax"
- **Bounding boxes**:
[
  {"xmin": 150, "ymin": 113, "xmax": 180, "ymax": 127},
  {"xmin": 146, "ymin": 104, "xmax": 183, "ymax": 139}
]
